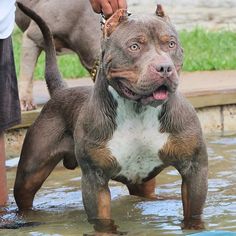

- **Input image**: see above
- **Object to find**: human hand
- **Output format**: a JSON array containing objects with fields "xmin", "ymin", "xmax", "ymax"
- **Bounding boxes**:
[{"xmin": 89, "ymin": 0, "xmax": 127, "ymax": 19}]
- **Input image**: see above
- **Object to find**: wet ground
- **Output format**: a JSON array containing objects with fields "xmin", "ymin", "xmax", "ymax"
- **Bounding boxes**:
[{"xmin": 1, "ymin": 135, "xmax": 236, "ymax": 235}]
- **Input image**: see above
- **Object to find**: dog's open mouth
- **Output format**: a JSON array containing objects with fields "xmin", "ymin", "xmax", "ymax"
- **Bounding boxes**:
[
  {"xmin": 152, "ymin": 85, "xmax": 169, "ymax": 100},
  {"xmin": 119, "ymin": 81, "xmax": 169, "ymax": 104}
]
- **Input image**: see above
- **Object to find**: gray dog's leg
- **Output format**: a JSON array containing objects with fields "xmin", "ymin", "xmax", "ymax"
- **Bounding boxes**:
[
  {"xmin": 19, "ymin": 31, "xmax": 41, "ymax": 111},
  {"xmin": 14, "ymin": 116, "xmax": 76, "ymax": 209},
  {"xmin": 80, "ymin": 164, "xmax": 118, "ymax": 234},
  {"xmin": 178, "ymin": 160, "xmax": 208, "ymax": 229}
]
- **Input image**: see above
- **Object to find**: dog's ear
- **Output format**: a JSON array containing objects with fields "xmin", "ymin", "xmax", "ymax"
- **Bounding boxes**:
[
  {"xmin": 156, "ymin": 4, "xmax": 165, "ymax": 17},
  {"xmin": 155, "ymin": 4, "xmax": 170, "ymax": 22},
  {"xmin": 103, "ymin": 9, "xmax": 128, "ymax": 38}
]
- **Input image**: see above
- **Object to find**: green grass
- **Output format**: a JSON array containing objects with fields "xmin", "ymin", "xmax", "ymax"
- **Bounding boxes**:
[
  {"xmin": 179, "ymin": 28, "xmax": 236, "ymax": 71},
  {"xmin": 12, "ymin": 27, "xmax": 88, "ymax": 80},
  {"xmin": 12, "ymin": 27, "xmax": 236, "ymax": 80}
]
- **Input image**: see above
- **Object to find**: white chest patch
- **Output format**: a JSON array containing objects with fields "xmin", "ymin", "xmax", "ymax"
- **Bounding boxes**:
[{"xmin": 107, "ymin": 88, "xmax": 169, "ymax": 184}]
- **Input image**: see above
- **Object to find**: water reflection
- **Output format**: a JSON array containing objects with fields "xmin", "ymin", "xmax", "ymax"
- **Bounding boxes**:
[{"xmin": 1, "ymin": 135, "xmax": 236, "ymax": 235}]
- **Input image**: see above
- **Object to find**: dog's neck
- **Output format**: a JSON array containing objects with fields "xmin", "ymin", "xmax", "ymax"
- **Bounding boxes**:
[
  {"xmin": 108, "ymin": 86, "xmax": 163, "ymax": 115},
  {"xmin": 89, "ymin": 56, "xmax": 190, "ymax": 137},
  {"xmin": 91, "ymin": 66, "xmax": 115, "ymax": 107}
]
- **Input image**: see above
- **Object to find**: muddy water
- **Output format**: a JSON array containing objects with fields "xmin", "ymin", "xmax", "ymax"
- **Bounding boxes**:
[{"xmin": 1, "ymin": 135, "xmax": 236, "ymax": 235}]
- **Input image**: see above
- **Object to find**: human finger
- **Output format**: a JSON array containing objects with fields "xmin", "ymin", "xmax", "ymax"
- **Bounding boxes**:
[
  {"xmin": 118, "ymin": 0, "xmax": 127, "ymax": 9},
  {"xmin": 101, "ymin": 1, "xmax": 113, "ymax": 18},
  {"xmin": 89, "ymin": 0, "xmax": 102, "ymax": 14},
  {"xmin": 108, "ymin": 0, "xmax": 119, "ymax": 13}
]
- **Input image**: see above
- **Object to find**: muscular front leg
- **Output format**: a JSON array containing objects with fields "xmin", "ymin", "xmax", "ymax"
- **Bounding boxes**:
[
  {"xmin": 81, "ymin": 165, "xmax": 117, "ymax": 234},
  {"xmin": 179, "ymin": 163, "xmax": 208, "ymax": 230},
  {"xmin": 19, "ymin": 31, "xmax": 41, "ymax": 111}
]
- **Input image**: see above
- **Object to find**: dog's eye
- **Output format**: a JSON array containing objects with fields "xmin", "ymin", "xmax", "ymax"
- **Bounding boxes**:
[
  {"xmin": 129, "ymin": 43, "xmax": 140, "ymax": 51},
  {"xmin": 169, "ymin": 41, "xmax": 176, "ymax": 48}
]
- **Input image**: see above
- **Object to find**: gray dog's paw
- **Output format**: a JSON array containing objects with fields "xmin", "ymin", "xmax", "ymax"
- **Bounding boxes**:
[{"xmin": 20, "ymin": 98, "xmax": 37, "ymax": 111}]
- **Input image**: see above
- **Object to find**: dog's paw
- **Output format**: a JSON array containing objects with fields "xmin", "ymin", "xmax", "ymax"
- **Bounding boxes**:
[
  {"xmin": 20, "ymin": 99, "xmax": 37, "ymax": 111},
  {"xmin": 86, "ymin": 219, "xmax": 127, "ymax": 236},
  {"xmin": 181, "ymin": 219, "xmax": 205, "ymax": 230}
]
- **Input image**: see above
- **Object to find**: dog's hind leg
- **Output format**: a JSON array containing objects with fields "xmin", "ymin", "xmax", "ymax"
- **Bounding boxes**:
[
  {"xmin": 126, "ymin": 177, "xmax": 180, "ymax": 201},
  {"xmin": 126, "ymin": 178, "xmax": 157, "ymax": 199},
  {"xmin": 19, "ymin": 30, "xmax": 42, "ymax": 111},
  {"xmin": 14, "ymin": 117, "xmax": 76, "ymax": 210}
]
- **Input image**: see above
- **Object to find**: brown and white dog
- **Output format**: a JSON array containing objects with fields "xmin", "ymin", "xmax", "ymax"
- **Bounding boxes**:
[{"xmin": 15, "ymin": 3, "xmax": 208, "ymax": 234}]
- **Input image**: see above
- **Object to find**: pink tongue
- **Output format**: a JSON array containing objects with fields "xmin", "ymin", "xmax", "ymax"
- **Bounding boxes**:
[{"xmin": 153, "ymin": 89, "xmax": 168, "ymax": 100}]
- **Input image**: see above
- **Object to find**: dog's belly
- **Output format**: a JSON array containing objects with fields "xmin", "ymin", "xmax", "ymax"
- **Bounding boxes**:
[{"xmin": 107, "ymin": 89, "xmax": 169, "ymax": 184}]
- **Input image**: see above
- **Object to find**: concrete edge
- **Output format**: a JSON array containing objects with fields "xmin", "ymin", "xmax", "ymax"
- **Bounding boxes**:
[
  {"xmin": 11, "ymin": 91, "xmax": 236, "ymax": 134},
  {"xmin": 186, "ymin": 88, "xmax": 236, "ymax": 108}
]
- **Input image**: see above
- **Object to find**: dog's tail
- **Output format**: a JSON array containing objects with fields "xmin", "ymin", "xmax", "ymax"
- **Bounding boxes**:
[{"xmin": 17, "ymin": 2, "xmax": 67, "ymax": 96}]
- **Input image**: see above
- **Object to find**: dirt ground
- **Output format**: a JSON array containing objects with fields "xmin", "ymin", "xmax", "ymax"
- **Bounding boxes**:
[{"xmin": 128, "ymin": 0, "xmax": 236, "ymax": 30}]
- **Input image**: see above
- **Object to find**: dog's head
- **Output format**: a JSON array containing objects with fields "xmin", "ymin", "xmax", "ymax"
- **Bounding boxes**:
[{"xmin": 101, "ymin": 5, "xmax": 183, "ymax": 107}]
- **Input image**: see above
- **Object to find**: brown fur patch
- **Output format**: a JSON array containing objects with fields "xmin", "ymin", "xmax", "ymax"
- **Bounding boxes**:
[
  {"xmin": 88, "ymin": 146, "xmax": 118, "ymax": 171},
  {"xmin": 160, "ymin": 134, "xmax": 199, "ymax": 163},
  {"xmin": 108, "ymin": 68, "xmax": 139, "ymax": 83},
  {"xmin": 159, "ymin": 35, "xmax": 171, "ymax": 43},
  {"xmin": 127, "ymin": 178, "xmax": 156, "ymax": 198},
  {"xmin": 97, "ymin": 188, "xmax": 111, "ymax": 219},
  {"xmin": 181, "ymin": 181, "xmax": 190, "ymax": 220}
]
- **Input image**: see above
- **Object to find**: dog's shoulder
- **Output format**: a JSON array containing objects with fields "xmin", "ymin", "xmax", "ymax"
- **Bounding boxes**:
[{"xmin": 160, "ymin": 91, "xmax": 201, "ymax": 133}]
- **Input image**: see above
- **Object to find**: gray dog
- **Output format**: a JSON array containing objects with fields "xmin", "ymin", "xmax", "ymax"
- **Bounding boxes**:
[
  {"xmin": 15, "ymin": 2, "xmax": 208, "ymax": 234},
  {"xmin": 16, "ymin": 0, "xmax": 100, "ymax": 110}
]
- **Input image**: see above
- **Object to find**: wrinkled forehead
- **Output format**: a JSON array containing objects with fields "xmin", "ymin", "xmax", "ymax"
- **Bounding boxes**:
[{"xmin": 109, "ymin": 14, "xmax": 177, "ymax": 42}]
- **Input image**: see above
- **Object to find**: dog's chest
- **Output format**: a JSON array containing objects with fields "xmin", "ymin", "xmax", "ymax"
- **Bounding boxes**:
[{"xmin": 107, "ymin": 91, "xmax": 169, "ymax": 184}]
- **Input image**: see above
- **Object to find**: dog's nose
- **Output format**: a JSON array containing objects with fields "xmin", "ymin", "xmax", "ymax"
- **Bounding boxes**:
[{"xmin": 156, "ymin": 64, "xmax": 173, "ymax": 77}]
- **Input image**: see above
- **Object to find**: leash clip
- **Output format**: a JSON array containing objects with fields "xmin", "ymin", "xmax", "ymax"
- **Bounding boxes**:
[{"xmin": 100, "ymin": 13, "xmax": 106, "ymax": 30}]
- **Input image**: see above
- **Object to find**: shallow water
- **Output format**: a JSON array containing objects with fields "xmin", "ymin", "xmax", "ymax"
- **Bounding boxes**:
[{"xmin": 1, "ymin": 135, "xmax": 236, "ymax": 235}]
